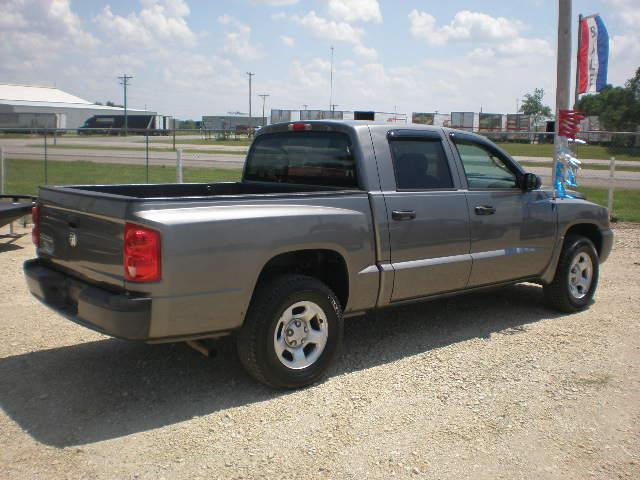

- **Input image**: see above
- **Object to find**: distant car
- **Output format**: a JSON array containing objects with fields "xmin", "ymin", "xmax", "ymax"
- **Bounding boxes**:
[{"xmin": 25, "ymin": 121, "xmax": 613, "ymax": 388}]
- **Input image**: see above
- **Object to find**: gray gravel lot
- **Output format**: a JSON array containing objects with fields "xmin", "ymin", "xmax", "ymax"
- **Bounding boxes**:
[{"xmin": 1, "ymin": 224, "xmax": 639, "ymax": 479}]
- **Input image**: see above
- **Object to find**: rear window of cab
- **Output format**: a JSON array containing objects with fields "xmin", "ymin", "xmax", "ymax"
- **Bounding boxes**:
[{"xmin": 244, "ymin": 131, "xmax": 358, "ymax": 188}]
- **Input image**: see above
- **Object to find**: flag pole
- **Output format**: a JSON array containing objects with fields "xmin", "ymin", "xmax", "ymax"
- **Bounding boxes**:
[{"xmin": 574, "ymin": 14, "xmax": 583, "ymax": 109}]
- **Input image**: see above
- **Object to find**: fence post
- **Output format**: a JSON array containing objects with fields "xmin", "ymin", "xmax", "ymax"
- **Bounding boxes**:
[
  {"xmin": 145, "ymin": 131, "xmax": 149, "ymax": 183},
  {"xmin": 607, "ymin": 156, "xmax": 616, "ymax": 218},
  {"xmin": 172, "ymin": 122, "xmax": 176, "ymax": 151},
  {"xmin": 176, "ymin": 148, "xmax": 183, "ymax": 183},
  {"xmin": 44, "ymin": 131, "xmax": 48, "ymax": 185},
  {"xmin": 0, "ymin": 146, "xmax": 5, "ymax": 195}
]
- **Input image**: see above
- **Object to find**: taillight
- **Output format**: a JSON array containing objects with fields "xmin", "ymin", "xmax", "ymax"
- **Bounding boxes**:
[
  {"xmin": 32, "ymin": 205, "xmax": 40, "ymax": 247},
  {"xmin": 124, "ymin": 223, "xmax": 161, "ymax": 282},
  {"xmin": 289, "ymin": 123, "xmax": 312, "ymax": 131}
]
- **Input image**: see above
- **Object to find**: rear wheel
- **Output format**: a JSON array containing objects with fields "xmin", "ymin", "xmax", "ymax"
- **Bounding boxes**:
[
  {"xmin": 544, "ymin": 235, "xmax": 599, "ymax": 312},
  {"xmin": 236, "ymin": 274, "xmax": 343, "ymax": 389}
]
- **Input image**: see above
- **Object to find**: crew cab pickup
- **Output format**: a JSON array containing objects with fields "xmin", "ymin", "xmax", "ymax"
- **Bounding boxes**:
[{"xmin": 25, "ymin": 121, "xmax": 613, "ymax": 388}]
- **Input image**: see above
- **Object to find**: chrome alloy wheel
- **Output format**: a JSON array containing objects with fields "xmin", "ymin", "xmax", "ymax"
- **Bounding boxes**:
[
  {"xmin": 568, "ymin": 252, "xmax": 593, "ymax": 300},
  {"xmin": 273, "ymin": 300, "xmax": 328, "ymax": 370}
]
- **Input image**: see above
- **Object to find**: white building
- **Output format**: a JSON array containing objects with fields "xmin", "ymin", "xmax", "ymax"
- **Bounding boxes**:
[{"xmin": 0, "ymin": 83, "xmax": 154, "ymax": 130}]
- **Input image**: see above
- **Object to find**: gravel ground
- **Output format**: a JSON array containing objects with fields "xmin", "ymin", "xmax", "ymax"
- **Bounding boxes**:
[{"xmin": 1, "ymin": 224, "xmax": 639, "ymax": 479}]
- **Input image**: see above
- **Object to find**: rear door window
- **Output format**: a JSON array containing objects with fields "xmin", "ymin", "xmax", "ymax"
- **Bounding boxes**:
[
  {"xmin": 244, "ymin": 131, "xmax": 358, "ymax": 188},
  {"xmin": 389, "ymin": 138, "xmax": 454, "ymax": 190}
]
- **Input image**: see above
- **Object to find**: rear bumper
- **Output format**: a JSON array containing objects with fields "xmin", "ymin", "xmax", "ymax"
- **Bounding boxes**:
[
  {"xmin": 599, "ymin": 228, "xmax": 614, "ymax": 263},
  {"xmin": 24, "ymin": 259, "xmax": 152, "ymax": 340}
]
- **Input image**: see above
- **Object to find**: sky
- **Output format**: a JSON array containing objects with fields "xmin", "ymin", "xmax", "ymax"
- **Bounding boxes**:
[{"xmin": 1, "ymin": 0, "xmax": 639, "ymax": 119}]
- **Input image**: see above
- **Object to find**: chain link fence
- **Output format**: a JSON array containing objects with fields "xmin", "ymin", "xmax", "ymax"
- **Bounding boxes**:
[{"xmin": 0, "ymin": 126, "xmax": 638, "ymax": 196}]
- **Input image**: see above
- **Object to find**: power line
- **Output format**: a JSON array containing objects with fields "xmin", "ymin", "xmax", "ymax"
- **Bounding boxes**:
[
  {"xmin": 118, "ymin": 74, "xmax": 133, "ymax": 136},
  {"xmin": 259, "ymin": 94, "xmax": 270, "ymax": 127},
  {"xmin": 247, "ymin": 72, "xmax": 254, "ymax": 129}
]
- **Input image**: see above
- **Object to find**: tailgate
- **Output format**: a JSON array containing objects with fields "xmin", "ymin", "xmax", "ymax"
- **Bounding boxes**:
[{"xmin": 37, "ymin": 187, "xmax": 127, "ymax": 288}]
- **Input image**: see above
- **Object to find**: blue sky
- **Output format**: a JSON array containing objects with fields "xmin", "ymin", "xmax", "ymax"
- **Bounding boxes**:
[{"xmin": 1, "ymin": 0, "xmax": 638, "ymax": 119}]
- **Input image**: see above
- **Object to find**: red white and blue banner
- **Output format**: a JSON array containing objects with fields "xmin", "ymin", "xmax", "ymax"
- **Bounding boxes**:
[{"xmin": 578, "ymin": 15, "xmax": 609, "ymax": 94}]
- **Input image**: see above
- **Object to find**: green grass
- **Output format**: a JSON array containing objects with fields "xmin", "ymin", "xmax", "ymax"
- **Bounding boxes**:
[
  {"xmin": 27, "ymin": 144, "xmax": 246, "ymax": 156},
  {"xmin": 497, "ymin": 142, "xmax": 640, "ymax": 161},
  {"xmin": 579, "ymin": 186, "xmax": 640, "ymax": 223},
  {"xmin": 4, "ymin": 158, "xmax": 638, "ymax": 222},
  {"xmin": 519, "ymin": 161, "xmax": 640, "ymax": 173},
  {"xmin": 5, "ymin": 158, "xmax": 241, "ymax": 195},
  {"xmin": 154, "ymin": 138, "xmax": 252, "ymax": 146}
]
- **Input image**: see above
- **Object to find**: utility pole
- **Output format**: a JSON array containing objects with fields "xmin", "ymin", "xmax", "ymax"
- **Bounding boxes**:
[
  {"xmin": 329, "ymin": 46, "xmax": 334, "ymax": 112},
  {"xmin": 516, "ymin": 97, "xmax": 520, "ymax": 113},
  {"xmin": 259, "ymin": 94, "xmax": 270, "ymax": 126},
  {"xmin": 247, "ymin": 72, "xmax": 254, "ymax": 130},
  {"xmin": 553, "ymin": 0, "xmax": 573, "ymax": 197},
  {"xmin": 302, "ymin": 104, "xmax": 308, "ymax": 110},
  {"xmin": 118, "ymin": 74, "xmax": 133, "ymax": 135}
]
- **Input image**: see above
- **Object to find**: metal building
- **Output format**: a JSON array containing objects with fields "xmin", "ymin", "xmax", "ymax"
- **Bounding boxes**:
[
  {"xmin": 0, "ymin": 83, "xmax": 154, "ymax": 130},
  {"xmin": 201, "ymin": 115, "xmax": 266, "ymax": 131}
]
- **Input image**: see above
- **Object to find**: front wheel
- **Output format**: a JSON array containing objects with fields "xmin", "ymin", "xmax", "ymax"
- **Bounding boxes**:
[
  {"xmin": 544, "ymin": 235, "xmax": 599, "ymax": 312},
  {"xmin": 236, "ymin": 275, "xmax": 343, "ymax": 389}
]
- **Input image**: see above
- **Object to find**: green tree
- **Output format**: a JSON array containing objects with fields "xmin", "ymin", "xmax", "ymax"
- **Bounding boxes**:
[
  {"xmin": 519, "ymin": 88, "xmax": 553, "ymax": 127},
  {"xmin": 179, "ymin": 119, "xmax": 198, "ymax": 130},
  {"xmin": 577, "ymin": 67, "xmax": 640, "ymax": 131}
]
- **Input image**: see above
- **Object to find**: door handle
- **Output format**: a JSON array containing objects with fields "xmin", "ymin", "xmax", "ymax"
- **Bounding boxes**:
[
  {"xmin": 474, "ymin": 205, "xmax": 496, "ymax": 215},
  {"xmin": 392, "ymin": 210, "xmax": 416, "ymax": 221}
]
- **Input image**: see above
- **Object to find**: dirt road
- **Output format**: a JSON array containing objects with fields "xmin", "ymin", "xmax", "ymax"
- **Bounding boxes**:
[{"xmin": 1, "ymin": 224, "xmax": 639, "ymax": 479}]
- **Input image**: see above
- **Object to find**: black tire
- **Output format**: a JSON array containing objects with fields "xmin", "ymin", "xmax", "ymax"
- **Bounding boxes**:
[
  {"xmin": 236, "ymin": 274, "xmax": 343, "ymax": 389},
  {"xmin": 544, "ymin": 235, "xmax": 599, "ymax": 312}
]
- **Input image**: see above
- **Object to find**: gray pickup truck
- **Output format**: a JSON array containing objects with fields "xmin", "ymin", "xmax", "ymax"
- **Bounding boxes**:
[{"xmin": 25, "ymin": 121, "xmax": 613, "ymax": 388}]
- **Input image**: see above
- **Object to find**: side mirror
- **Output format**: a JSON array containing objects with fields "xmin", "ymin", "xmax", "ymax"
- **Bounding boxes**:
[{"xmin": 521, "ymin": 172, "xmax": 541, "ymax": 191}]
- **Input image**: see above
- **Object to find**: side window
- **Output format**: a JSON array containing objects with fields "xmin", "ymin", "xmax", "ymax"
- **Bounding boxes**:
[
  {"xmin": 453, "ymin": 138, "xmax": 518, "ymax": 189},
  {"xmin": 389, "ymin": 139, "xmax": 454, "ymax": 190}
]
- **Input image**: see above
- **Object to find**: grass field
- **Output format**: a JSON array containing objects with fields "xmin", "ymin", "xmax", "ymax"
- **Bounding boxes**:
[
  {"xmin": 27, "ymin": 144, "xmax": 246, "ymax": 155},
  {"xmin": 498, "ymin": 143, "xmax": 640, "ymax": 161},
  {"xmin": 578, "ymin": 186, "xmax": 640, "ymax": 223},
  {"xmin": 4, "ymin": 158, "xmax": 637, "ymax": 222},
  {"xmin": 519, "ymin": 161, "xmax": 640, "ymax": 173},
  {"xmin": 4, "ymin": 158, "xmax": 241, "ymax": 195},
  {"xmin": 154, "ymin": 138, "xmax": 252, "ymax": 146}
]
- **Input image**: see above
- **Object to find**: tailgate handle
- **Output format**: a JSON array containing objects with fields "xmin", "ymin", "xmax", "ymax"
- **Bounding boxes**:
[{"xmin": 392, "ymin": 210, "xmax": 416, "ymax": 221}]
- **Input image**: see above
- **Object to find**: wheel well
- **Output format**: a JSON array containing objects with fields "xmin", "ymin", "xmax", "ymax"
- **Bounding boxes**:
[
  {"xmin": 256, "ymin": 250, "xmax": 349, "ymax": 309},
  {"xmin": 565, "ymin": 223, "xmax": 603, "ymax": 255}
]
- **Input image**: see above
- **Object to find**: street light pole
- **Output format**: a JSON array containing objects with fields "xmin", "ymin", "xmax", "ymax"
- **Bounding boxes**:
[
  {"xmin": 118, "ymin": 74, "xmax": 133, "ymax": 136},
  {"xmin": 247, "ymin": 72, "xmax": 254, "ymax": 130},
  {"xmin": 259, "ymin": 94, "xmax": 270, "ymax": 126},
  {"xmin": 329, "ymin": 46, "xmax": 334, "ymax": 112}
]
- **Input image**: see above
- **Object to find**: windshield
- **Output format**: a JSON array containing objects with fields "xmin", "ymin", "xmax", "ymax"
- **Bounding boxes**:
[{"xmin": 244, "ymin": 131, "xmax": 358, "ymax": 188}]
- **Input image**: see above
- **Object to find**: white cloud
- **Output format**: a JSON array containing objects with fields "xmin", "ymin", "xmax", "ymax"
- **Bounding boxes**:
[
  {"xmin": 353, "ymin": 44, "xmax": 378, "ymax": 60},
  {"xmin": 409, "ymin": 9, "xmax": 522, "ymax": 45},
  {"xmin": 328, "ymin": 0, "xmax": 382, "ymax": 24},
  {"xmin": 94, "ymin": 0, "xmax": 196, "ymax": 48},
  {"xmin": 606, "ymin": 0, "xmax": 640, "ymax": 28},
  {"xmin": 408, "ymin": 11, "xmax": 440, "ymax": 44},
  {"xmin": 217, "ymin": 15, "xmax": 262, "ymax": 60},
  {"xmin": 251, "ymin": 0, "xmax": 299, "ymax": 5},
  {"xmin": 0, "ymin": 0, "xmax": 98, "ymax": 73},
  {"xmin": 280, "ymin": 35, "xmax": 295, "ymax": 47},
  {"xmin": 289, "ymin": 10, "xmax": 364, "ymax": 44},
  {"xmin": 408, "ymin": 9, "xmax": 552, "ymax": 60},
  {"xmin": 604, "ymin": 0, "xmax": 640, "ymax": 84}
]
